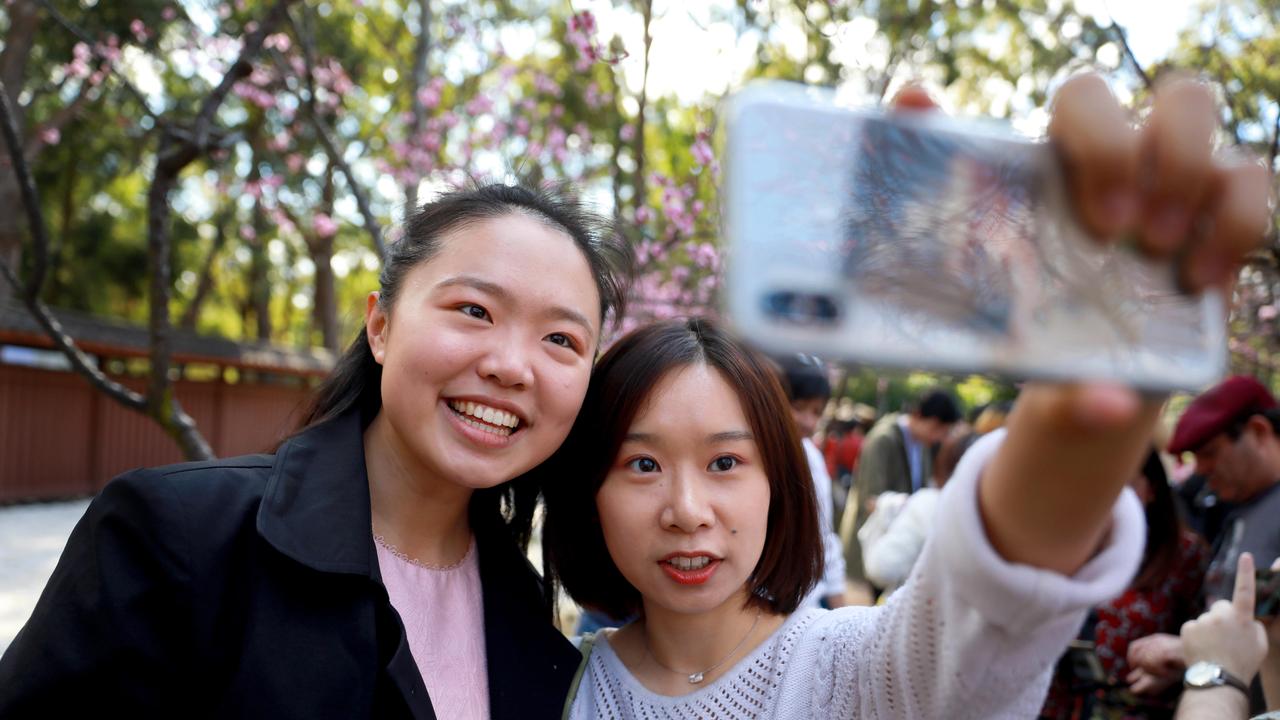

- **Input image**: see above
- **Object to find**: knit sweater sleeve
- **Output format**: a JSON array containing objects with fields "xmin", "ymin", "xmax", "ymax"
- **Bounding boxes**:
[{"xmin": 806, "ymin": 428, "xmax": 1146, "ymax": 719}]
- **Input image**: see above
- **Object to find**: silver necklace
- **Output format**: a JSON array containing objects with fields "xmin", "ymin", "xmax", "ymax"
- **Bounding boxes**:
[{"xmin": 643, "ymin": 610, "xmax": 762, "ymax": 684}]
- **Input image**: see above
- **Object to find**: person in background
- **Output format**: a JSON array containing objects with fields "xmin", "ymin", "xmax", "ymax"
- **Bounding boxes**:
[
  {"xmin": 778, "ymin": 354, "xmax": 848, "ymax": 609},
  {"xmin": 1041, "ymin": 449, "xmax": 1210, "ymax": 719},
  {"xmin": 1128, "ymin": 376, "xmax": 1280, "ymax": 699},
  {"xmin": 840, "ymin": 387, "xmax": 960, "ymax": 592},
  {"xmin": 973, "ymin": 401, "xmax": 1012, "ymax": 435},
  {"xmin": 825, "ymin": 402, "xmax": 875, "ymax": 525},
  {"xmin": 862, "ymin": 426, "xmax": 978, "ymax": 597}
]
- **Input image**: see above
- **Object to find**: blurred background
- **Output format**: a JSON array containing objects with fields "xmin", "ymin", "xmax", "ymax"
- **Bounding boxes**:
[{"xmin": 0, "ymin": 0, "xmax": 1276, "ymax": 646}]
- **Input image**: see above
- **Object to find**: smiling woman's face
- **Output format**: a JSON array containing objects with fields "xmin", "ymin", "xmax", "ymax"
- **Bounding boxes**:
[
  {"xmin": 366, "ymin": 212, "xmax": 602, "ymax": 491},
  {"xmin": 595, "ymin": 362, "xmax": 772, "ymax": 616}
]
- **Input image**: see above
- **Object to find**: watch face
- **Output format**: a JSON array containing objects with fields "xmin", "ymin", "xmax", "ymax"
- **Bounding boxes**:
[{"xmin": 1185, "ymin": 661, "xmax": 1220, "ymax": 686}]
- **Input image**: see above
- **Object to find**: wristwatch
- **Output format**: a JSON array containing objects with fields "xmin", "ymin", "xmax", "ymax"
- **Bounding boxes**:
[{"xmin": 1183, "ymin": 661, "xmax": 1250, "ymax": 695}]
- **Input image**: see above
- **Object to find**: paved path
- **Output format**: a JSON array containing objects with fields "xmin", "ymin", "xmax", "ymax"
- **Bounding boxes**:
[{"xmin": 0, "ymin": 498, "xmax": 89, "ymax": 655}]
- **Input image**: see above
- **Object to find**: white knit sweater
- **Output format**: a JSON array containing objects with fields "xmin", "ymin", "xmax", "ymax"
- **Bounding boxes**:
[{"xmin": 568, "ymin": 430, "xmax": 1146, "ymax": 719}]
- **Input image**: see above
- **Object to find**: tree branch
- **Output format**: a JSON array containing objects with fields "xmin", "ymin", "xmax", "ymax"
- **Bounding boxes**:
[
  {"xmin": 23, "ymin": 78, "xmax": 97, "ymax": 163},
  {"xmin": 145, "ymin": 0, "xmax": 297, "ymax": 460},
  {"xmin": 281, "ymin": 9, "xmax": 386, "ymax": 258},
  {"xmin": 0, "ymin": 79, "xmax": 144, "ymax": 410},
  {"xmin": 1108, "ymin": 20, "xmax": 1152, "ymax": 91},
  {"xmin": 180, "ymin": 208, "xmax": 230, "ymax": 330},
  {"xmin": 404, "ymin": 0, "xmax": 433, "ymax": 215},
  {"xmin": 0, "ymin": 81, "xmax": 50, "ymax": 301}
]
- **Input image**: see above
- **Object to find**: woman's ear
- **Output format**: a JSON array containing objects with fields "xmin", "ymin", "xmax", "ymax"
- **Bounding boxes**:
[{"xmin": 366, "ymin": 292, "xmax": 388, "ymax": 365}]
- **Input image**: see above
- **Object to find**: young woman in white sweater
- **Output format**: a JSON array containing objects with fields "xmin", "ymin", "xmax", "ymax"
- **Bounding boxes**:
[{"xmin": 540, "ymin": 74, "xmax": 1269, "ymax": 719}]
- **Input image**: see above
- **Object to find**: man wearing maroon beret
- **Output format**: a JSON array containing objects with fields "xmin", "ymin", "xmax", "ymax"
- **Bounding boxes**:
[
  {"xmin": 1167, "ymin": 375, "xmax": 1280, "ymax": 602},
  {"xmin": 1126, "ymin": 375, "xmax": 1280, "ymax": 699}
]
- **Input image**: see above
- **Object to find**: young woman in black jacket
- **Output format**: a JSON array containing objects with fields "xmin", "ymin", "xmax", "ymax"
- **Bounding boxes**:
[{"xmin": 0, "ymin": 183, "xmax": 633, "ymax": 720}]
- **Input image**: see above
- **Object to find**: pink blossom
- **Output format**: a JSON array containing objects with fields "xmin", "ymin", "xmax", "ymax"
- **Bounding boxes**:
[
  {"xmin": 416, "ymin": 86, "xmax": 441, "ymax": 109},
  {"xmin": 620, "ymin": 123, "xmax": 635, "ymax": 142},
  {"xmin": 635, "ymin": 206, "xmax": 651, "ymax": 223},
  {"xmin": 691, "ymin": 136, "xmax": 715, "ymax": 167},
  {"xmin": 264, "ymin": 33, "xmax": 291, "ymax": 52},
  {"xmin": 130, "ymin": 19, "xmax": 149, "ymax": 42},
  {"xmin": 240, "ymin": 225, "xmax": 257, "ymax": 241},
  {"xmin": 286, "ymin": 154, "xmax": 305, "ymax": 173},
  {"xmin": 533, "ymin": 73, "xmax": 560, "ymax": 96},
  {"xmin": 566, "ymin": 11, "xmax": 600, "ymax": 71},
  {"xmin": 162, "ymin": 6, "xmax": 177, "ymax": 21},
  {"xmin": 38, "ymin": 127, "xmax": 61, "ymax": 146},
  {"xmin": 313, "ymin": 213, "xmax": 339, "ymax": 239},
  {"xmin": 465, "ymin": 94, "xmax": 493, "ymax": 115},
  {"xmin": 1260, "ymin": 305, "xmax": 1278, "ymax": 321}
]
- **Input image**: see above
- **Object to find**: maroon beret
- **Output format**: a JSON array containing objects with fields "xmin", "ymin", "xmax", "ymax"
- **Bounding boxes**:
[{"xmin": 1168, "ymin": 375, "xmax": 1278, "ymax": 454}]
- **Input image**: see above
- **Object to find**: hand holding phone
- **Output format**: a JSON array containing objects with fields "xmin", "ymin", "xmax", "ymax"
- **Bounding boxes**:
[{"xmin": 723, "ymin": 76, "xmax": 1270, "ymax": 390}]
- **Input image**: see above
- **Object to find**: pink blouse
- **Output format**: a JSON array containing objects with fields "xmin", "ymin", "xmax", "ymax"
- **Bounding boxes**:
[{"xmin": 375, "ymin": 536, "xmax": 490, "ymax": 720}]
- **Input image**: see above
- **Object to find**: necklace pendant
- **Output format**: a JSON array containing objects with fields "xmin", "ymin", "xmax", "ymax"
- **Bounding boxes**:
[{"xmin": 687, "ymin": 672, "xmax": 705, "ymax": 684}]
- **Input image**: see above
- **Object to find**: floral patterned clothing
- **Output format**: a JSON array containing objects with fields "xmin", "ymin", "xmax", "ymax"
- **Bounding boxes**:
[{"xmin": 1040, "ymin": 530, "xmax": 1209, "ymax": 719}]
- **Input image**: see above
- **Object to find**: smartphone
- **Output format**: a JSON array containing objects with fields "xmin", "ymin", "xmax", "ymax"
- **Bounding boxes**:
[
  {"xmin": 721, "ymin": 81, "xmax": 1226, "ymax": 391},
  {"xmin": 1259, "ymin": 568, "xmax": 1280, "ymax": 620}
]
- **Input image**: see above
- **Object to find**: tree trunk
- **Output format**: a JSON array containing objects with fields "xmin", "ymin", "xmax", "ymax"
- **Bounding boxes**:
[
  {"xmin": 312, "ymin": 166, "xmax": 339, "ymax": 351},
  {"xmin": 181, "ymin": 209, "xmax": 229, "ymax": 330},
  {"xmin": 249, "ymin": 196, "xmax": 272, "ymax": 341},
  {"xmin": 403, "ymin": 0, "xmax": 432, "ymax": 217},
  {"xmin": 311, "ymin": 232, "xmax": 338, "ymax": 351}
]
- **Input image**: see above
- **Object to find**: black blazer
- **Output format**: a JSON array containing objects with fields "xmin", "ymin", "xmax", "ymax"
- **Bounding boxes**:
[{"xmin": 0, "ymin": 410, "xmax": 580, "ymax": 719}]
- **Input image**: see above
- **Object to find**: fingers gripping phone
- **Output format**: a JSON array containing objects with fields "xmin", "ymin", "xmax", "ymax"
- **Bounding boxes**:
[{"xmin": 721, "ymin": 81, "xmax": 1226, "ymax": 391}]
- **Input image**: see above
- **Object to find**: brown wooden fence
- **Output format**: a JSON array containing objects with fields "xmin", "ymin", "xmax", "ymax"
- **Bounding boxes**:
[{"xmin": 0, "ymin": 363, "xmax": 312, "ymax": 503}]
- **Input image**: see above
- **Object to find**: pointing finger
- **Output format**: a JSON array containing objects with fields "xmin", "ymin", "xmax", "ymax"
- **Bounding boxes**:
[{"xmin": 1234, "ymin": 551, "xmax": 1256, "ymax": 617}]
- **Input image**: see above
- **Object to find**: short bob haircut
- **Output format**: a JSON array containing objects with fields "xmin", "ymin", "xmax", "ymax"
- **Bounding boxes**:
[{"xmin": 541, "ymin": 317, "xmax": 823, "ymax": 619}]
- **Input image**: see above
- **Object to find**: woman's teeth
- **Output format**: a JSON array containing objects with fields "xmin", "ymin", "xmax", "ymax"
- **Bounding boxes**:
[
  {"xmin": 448, "ymin": 400, "xmax": 519, "ymax": 435},
  {"xmin": 668, "ymin": 556, "xmax": 712, "ymax": 571}
]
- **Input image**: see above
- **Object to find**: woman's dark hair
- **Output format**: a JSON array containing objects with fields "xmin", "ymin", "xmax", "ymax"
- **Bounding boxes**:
[
  {"xmin": 541, "ymin": 317, "xmax": 824, "ymax": 619},
  {"xmin": 293, "ymin": 182, "xmax": 634, "ymax": 551},
  {"xmin": 1132, "ymin": 449, "xmax": 1185, "ymax": 591}
]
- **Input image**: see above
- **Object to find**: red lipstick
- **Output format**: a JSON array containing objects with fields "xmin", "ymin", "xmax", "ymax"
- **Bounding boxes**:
[{"xmin": 658, "ymin": 552, "xmax": 721, "ymax": 585}]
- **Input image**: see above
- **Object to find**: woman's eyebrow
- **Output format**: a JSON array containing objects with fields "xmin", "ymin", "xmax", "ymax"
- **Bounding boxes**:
[{"xmin": 707, "ymin": 431, "xmax": 753, "ymax": 443}]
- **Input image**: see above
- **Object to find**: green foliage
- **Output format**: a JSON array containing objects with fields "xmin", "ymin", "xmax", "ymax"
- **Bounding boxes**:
[{"xmin": 9, "ymin": 0, "xmax": 1275, "ymax": 395}]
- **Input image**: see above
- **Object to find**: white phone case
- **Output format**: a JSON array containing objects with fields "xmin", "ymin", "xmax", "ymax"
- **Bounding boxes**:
[{"xmin": 721, "ymin": 81, "xmax": 1225, "ymax": 391}]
